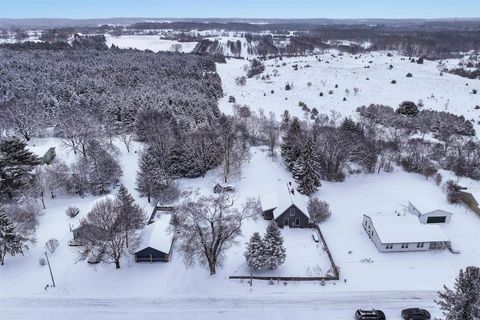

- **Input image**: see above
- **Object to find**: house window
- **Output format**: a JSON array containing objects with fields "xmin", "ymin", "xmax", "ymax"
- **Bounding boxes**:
[
  {"xmin": 386, "ymin": 244, "xmax": 393, "ymax": 249},
  {"xmin": 401, "ymin": 243, "xmax": 409, "ymax": 248},
  {"xmin": 290, "ymin": 208, "xmax": 295, "ymax": 216},
  {"xmin": 295, "ymin": 218, "xmax": 300, "ymax": 226},
  {"xmin": 284, "ymin": 218, "xmax": 289, "ymax": 226}
]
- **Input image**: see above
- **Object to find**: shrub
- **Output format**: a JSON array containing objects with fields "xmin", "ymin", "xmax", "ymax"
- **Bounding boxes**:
[
  {"xmin": 473, "ymin": 89, "xmax": 478, "ymax": 94},
  {"xmin": 396, "ymin": 101, "xmax": 419, "ymax": 117},
  {"xmin": 417, "ymin": 57, "xmax": 424, "ymax": 64},
  {"xmin": 445, "ymin": 180, "xmax": 461, "ymax": 203},
  {"xmin": 246, "ymin": 59, "xmax": 265, "ymax": 78},
  {"xmin": 391, "ymin": 80, "xmax": 397, "ymax": 84},
  {"xmin": 228, "ymin": 95, "xmax": 236, "ymax": 103},
  {"xmin": 66, "ymin": 206, "xmax": 80, "ymax": 218},
  {"xmin": 285, "ymin": 83, "xmax": 292, "ymax": 91},
  {"xmin": 319, "ymin": 92, "xmax": 323, "ymax": 96},
  {"xmin": 434, "ymin": 173, "xmax": 443, "ymax": 186},
  {"xmin": 45, "ymin": 238, "xmax": 59, "ymax": 254},
  {"xmin": 406, "ymin": 72, "xmax": 413, "ymax": 77},
  {"xmin": 235, "ymin": 76, "xmax": 246, "ymax": 86},
  {"xmin": 307, "ymin": 197, "xmax": 331, "ymax": 224}
]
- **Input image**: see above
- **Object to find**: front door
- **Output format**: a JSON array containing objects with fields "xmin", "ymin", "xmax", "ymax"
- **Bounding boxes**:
[{"xmin": 284, "ymin": 218, "xmax": 289, "ymax": 227}]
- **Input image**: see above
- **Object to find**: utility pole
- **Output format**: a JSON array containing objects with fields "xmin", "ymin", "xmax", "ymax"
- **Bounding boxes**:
[{"xmin": 44, "ymin": 251, "xmax": 56, "ymax": 288}]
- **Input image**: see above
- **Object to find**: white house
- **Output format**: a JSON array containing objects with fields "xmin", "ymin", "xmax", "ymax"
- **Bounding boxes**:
[
  {"xmin": 408, "ymin": 201, "xmax": 453, "ymax": 224},
  {"xmin": 363, "ymin": 214, "xmax": 450, "ymax": 253}
]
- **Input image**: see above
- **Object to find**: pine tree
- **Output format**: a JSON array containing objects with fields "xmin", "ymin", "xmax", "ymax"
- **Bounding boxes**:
[
  {"xmin": 137, "ymin": 151, "xmax": 160, "ymax": 203},
  {"xmin": 280, "ymin": 117, "xmax": 303, "ymax": 170},
  {"xmin": 436, "ymin": 266, "xmax": 480, "ymax": 320},
  {"xmin": 263, "ymin": 221, "xmax": 286, "ymax": 270},
  {"xmin": 292, "ymin": 136, "xmax": 321, "ymax": 195},
  {"xmin": 115, "ymin": 185, "xmax": 145, "ymax": 248},
  {"xmin": 472, "ymin": 298, "xmax": 480, "ymax": 320},
  {"xmin": 244, "ymin": 232, "xmax": 266, "ymax": 271},
  {"xmin": 0, "ymin": 137, "xmax": 41, "ymax": 199},
  {"xmin": 0, "ymin": 206, "xmax": 26, "ymax": 265}
]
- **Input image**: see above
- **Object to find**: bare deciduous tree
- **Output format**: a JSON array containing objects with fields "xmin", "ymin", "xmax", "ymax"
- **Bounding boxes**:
[{"xmin": 173, "ymin": 194, "xmax": 260, "ymax": 275}]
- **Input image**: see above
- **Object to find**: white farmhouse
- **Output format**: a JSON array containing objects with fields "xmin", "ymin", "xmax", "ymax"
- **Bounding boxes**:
[
  {"xmin": 363, "ymin": 214, "xmax": 450, "ymax": 253},
  {"xmin": 408, "ymin": 201, "xmax": 453, "ymax": 224}
]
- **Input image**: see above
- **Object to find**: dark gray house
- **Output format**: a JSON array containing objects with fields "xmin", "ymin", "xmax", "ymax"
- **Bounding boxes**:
[
  {"xmin": 134, "ymin": 213, "xmax": 174, "ymax": 263},
  {"xmin": 260, "ymin": 185, "xmax": 311, "ymax": 228}
]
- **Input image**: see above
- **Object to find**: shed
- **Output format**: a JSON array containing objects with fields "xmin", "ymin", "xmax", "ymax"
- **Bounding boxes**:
[
  {"xmin": 260, "ymin": 183, "xmax": 310, "ymax": 228},
  {"xmin": 135, "ymin": 214, "xmax": 174, "ymax": 263},
  {"xmin": 363, "ymin": 214, "xmax": 450, "ymax": 253},
  {"xmin": 408, "ymin": 201, "xmax": 453, "ymax": 224},
  {"xmin": 42, "ymin": 147, "xmax": 56, "ymax": 165}
]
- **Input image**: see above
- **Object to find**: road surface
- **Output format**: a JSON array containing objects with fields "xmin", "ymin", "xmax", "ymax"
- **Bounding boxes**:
[{"xmin": 0, "ymin": 291, "xmax": 441, "ymax": 320}]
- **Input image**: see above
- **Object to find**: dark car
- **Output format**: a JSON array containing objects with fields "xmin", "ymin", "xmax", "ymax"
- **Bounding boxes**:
[
  {"xmin": 401, "ymin": 308, "xmax": 431, "ymax": 320},
  {"xmin": 355, "ymin": 309, "xmax": 386, "ymax": 320}
]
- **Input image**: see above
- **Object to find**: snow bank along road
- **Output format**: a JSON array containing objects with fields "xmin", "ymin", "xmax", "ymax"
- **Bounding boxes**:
[{"xmin": 1, "ymin": 291, "xmax": 441, "ymax": 320}]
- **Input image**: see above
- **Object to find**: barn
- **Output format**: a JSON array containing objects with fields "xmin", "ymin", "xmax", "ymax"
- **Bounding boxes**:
[
  {"xmin": 408, "ymin": 201, "xmax": 453, "ymax": 224},
  {"xmin": 134, "ymin": 213, "xmax": 174, "ymax": 263},
  {"xmin": 363, "ymin": 214, "xmax": 450, "ymax": 253},
  {"xmin": 260, "ymin": 184, "xmax": 310, "ymax": 228}
]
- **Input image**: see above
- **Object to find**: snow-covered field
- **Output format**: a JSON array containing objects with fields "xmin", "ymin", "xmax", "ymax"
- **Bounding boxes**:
[
  {"xmin": 217, "ymin": 52, "xmax": 480, "ymax": 134},
  {"xmin": 1, "ymin": 43, "xmax": 480, "ymax": 318},
  {"xmin": 104, "ymin": 34, "xmax": 198, "ymax": 53}
]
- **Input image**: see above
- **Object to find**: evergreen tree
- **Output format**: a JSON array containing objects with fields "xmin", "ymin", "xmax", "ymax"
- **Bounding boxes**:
[
  {"xmin": 280, "ymin": 117, "xmax": 303, "ymax": 170},
  {"xmin": 263, "ymin": 221, "xmax": 286, "ymax": 270},
  {"xmin": 115, "ymin": 185, "xmax": 145, "ymax": 248},
  {"xmin": 0, "ymin": 137, "xmax": 41, "ymax": 199},
  {"xmin": 0, "ymin": 206, "xmax": 26, "ymax": 265},
  {"xmin": 472, "ymin": 298, "xmax": 480, "ymax": 320},
  {"xmin": 436, "ymin": 266, "xmax": 480, "ymax": 320},
  {"xmin": 136, "ymin": 151, "xmax": 169, "ymax": 203},
  {"xmin": 292, "ymin": 136, "xmax": 321, "ymax": 195},
  {"xmin": 244, "ymin": 232, "xmax": 266, "ymax": 271}
]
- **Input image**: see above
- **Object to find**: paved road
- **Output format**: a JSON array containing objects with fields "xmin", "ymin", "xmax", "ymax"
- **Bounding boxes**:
[{"xmin": 0, "ymin": 291, "xmax": 441, "ymax": 320}]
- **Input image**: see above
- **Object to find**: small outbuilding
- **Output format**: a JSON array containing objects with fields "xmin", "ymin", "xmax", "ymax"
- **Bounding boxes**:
[
  {"xmin": 134, "ymin": 213, "xmax": 174, "ymax": 263},
  {"xmin": 42, "ymin": 147, "xmax": 56, "ymax": 165},
  {"xmin": 213, "ymin": 183, "xmax": 234, "ymax": 194},
  {"xmin": 260, "ymin": 183, "xmax": 310, "ymax": 228},
  {"xmin": 363, "ymin": 214, "xmax": 450, "ymax": 253},
  {"xmin": 408, "ymin": 201, "xmax": 453, "ymax": 224}
]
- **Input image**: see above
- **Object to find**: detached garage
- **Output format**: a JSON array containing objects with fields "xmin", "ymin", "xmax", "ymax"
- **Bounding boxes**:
[
  {"xmin": 134, "ymin": 214, "xmax": 174, "ymax": 263},
  {"xmin": 408, "ymin": 202, "xmax": 453, "ymax": 224}
]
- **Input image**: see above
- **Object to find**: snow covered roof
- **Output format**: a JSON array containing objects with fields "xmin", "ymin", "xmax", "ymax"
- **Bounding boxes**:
[
  {"xmin": 408, "ymin": 200, "xmax": 453, "ymax": 216},
  {"xmin": 366, "ymin": 214, "xmax": 450, "ymax": 244},
  {"xmin": 260, "ymin": 183, "xmax": 309, "ymax": 219},
  {"xmin": 136, "ymin": 213, "xmax": 174, "ymax": 254}
]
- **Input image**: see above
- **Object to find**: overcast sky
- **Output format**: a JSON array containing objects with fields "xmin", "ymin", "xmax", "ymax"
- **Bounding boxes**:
[{"xmin": 1, "ymin": 0, "xmax": 479, "ymax": 19}]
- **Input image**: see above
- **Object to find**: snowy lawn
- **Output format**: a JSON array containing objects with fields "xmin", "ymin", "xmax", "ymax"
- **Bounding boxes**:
[{"xmin": 230, "ymin": 227, "xmax": 333, "ymax": 278}]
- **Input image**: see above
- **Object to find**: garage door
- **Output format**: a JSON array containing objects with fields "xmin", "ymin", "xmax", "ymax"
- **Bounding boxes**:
[{"xmin": 427, "ymin": 216, "xmax": 446, "ymax": 223}]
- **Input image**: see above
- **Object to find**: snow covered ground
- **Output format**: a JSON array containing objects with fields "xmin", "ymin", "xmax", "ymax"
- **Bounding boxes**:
[
  {"xmin": 217, "ymin": 52, "xmax": 480, "ymax": 134},
  {"xmin": 1, "ymin": 48, "xmax": 480, "ymax": 318},
  {"xmin": 104, "ymin": 34, "xmax": 198, "ymax": 53}
]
